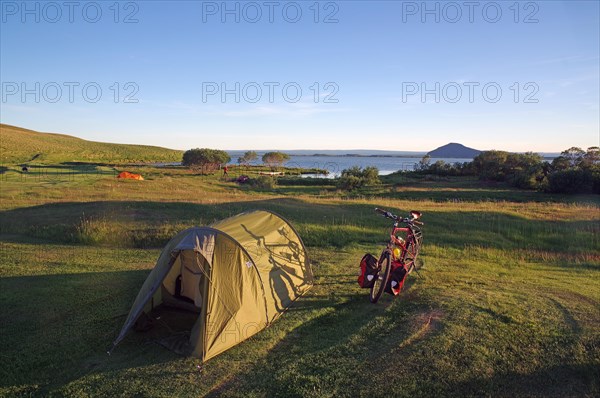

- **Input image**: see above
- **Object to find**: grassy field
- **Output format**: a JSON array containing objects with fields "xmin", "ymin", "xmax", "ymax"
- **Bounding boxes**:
[
  {"xmin": 0, "ymin": 163, "xmax": 599, "ymax": 397},
  {"xmin": 0, "ymin": 124, "xmax": 183, "ymax": 164}
]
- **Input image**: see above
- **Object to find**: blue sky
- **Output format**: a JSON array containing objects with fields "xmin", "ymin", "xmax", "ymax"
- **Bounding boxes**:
[{"xmin": 1, "ymin": 0, "xmax": 598, "ymax": 151}]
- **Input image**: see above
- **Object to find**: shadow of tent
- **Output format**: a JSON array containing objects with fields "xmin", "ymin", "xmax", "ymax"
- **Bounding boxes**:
[
  {"xmin": 204, "ymin": 296, "xmax": 382, "ymax": 397},
  {"xmin": 0, "ymin": 270, "xmax": 184, "ymax": 393},
  {"xmin": 204, "ymin": 291, "xmax": 440, "ymax": 397}
]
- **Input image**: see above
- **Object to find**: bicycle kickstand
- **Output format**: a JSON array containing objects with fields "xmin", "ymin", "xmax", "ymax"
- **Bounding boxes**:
[{"xmin": 412, "ymin": 264, "xmax": 423, "ymax": 279}]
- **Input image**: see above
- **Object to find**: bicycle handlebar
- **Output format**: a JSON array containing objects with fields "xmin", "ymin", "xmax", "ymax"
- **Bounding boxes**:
[
  {"xmin": 374, "ymin": 208, "xmax": 395, "ymax": 219},
  {"xmin": 374, "ymin": 208, "xmax": 424, "ymax": 225}
]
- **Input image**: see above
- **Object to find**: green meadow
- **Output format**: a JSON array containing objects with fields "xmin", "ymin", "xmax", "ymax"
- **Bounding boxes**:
[
  {"xmin": 0, "ymin": 124, "xmax": 183, "ymax": 164},
  {"xmin": 1, "ymin": 152, "xmax": 599, "ymax": 396}
]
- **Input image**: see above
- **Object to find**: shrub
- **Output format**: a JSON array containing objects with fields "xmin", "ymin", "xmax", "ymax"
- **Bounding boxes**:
[
  {"xmin": 471, "ymin": 151, "xmax": 544, "ymax": 189},
  {"xmin": 546, "ymin": 169, "xmax": 595, "ymax": 194},
  {"xmin": 410, "ymin": 160, "xmax": 475, "ymax": 177},
  {"xmin": 337, "ymin": 166, "xmax": 380, "ymax": 190},
  {"xmin": 250, "ymin": 175, "xmax": 277, "ymax": 190},
  {"xmin": 472, "ymin": 150, "xmax": 510, "ymax": 181},
  {"xmin": 545, "ymin": 147, "xmax": 599, "ymax": 193}
]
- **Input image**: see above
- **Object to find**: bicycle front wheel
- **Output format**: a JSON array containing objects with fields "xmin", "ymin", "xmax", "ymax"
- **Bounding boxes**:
[
  {"xmin": 370, "ymin": 251, "xmax": 391, "ymax": 303},
  {"xmin": 405, "ymin": 236, "xmax": 423, "ymax": 272}
]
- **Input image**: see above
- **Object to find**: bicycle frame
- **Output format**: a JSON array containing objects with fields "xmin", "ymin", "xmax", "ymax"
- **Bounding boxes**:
[{"xmin": 386, "ymin": 223, "xmax": 418, "ymax": 264}]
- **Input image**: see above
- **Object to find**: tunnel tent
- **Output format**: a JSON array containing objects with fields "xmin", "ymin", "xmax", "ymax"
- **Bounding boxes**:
[
  {"xmin": 117, "ymin": 171, "xmax": 144, "ymax": 180},
  {"xmin": 111, "ymin": 210, "xmax": 313, "ymax": 361}
]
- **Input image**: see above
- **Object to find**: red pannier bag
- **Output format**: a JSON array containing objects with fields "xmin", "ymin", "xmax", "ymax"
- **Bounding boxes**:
[
  {"xmin": 385, "ymin": 261, "xmax": 408, "ymax": 296},
  {"xmin": 358, "ymin": 253, "xmax": 379, "ymax": 288}
]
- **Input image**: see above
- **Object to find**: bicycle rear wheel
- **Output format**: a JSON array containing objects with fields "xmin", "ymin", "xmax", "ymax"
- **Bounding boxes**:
[{"xmin": 370, "ymin": 251, "xmax": 391, "ymax": 303}]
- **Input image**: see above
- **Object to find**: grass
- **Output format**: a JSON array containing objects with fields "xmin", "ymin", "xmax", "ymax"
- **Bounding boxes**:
[
  {"xmin": 0, "ymin": 162, "xmax": 598, "ymax": 397},
  {"xmin": 0, "ymin": 124, "xmax": 183, "ymax": 164}
]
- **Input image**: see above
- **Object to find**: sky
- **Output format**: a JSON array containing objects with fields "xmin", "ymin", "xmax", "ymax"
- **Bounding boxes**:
[{"xmin": 1, "ymin": 0, "xmax": 599, "ymax": 152}]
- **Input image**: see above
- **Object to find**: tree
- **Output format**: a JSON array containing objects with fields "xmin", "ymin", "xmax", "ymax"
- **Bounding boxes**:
[
  {"xmin": 582, "ymin": 146, "xmax": 600, "ymax": 168},
  {"xmin": 472, "ymin": 150, "xmax": 510, "ymax": 181},
  {"xmin": 546, "ymin": 169, "xmax": 594, "ymax": 194},
  {"xmin": 182, "ymin": 148, "xmax": 230, "ymax": 174},
  {"xmin": 544, "ymin": 147, "xmax": 599, "ymax": 194},
  {"xmin": 552, "ymin": 147, "xmax": 586, "ymax": 170},
  {"xmin": 505, "ymin": 152, "xmax": 544, "ymax": 189},
  {"xmin": 238, "ymin": 150, "xmax": 258, "ymax": 166},
  {"xmin": 427, "ymin": 160, "xmax": 461, "ymax": 176},
  {"xmin": 418, "ymin": 155, "xmax": 431, "ymax": 171},
  {"xmin": 471, "ymin": 151, "xmax": 544, "ymax": 189},
  {"xmin": 262, "ymin": 151, "xmax": 290, "ymax": 168}
]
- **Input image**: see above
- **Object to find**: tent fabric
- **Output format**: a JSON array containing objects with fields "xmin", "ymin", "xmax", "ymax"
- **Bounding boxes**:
[
  {"xmin": 117, "ymin": 171, "xmax": 144, "ymax": 180},
  {"xmin": 212, "ymin": 211, "xmax": 313, "ymax": 323},
  {"xmin": 112, "ymin": 210, "xmax": 312, "ymax": 362}
]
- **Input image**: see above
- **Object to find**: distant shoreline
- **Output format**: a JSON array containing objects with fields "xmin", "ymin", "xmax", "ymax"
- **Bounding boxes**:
[
  {"xmin": 226, "ymin": 152, "xmax": 559, "ymax": 160},
  {"xmin": 293, "ymin": 154, "xmax": 425, "ymax": 158}
]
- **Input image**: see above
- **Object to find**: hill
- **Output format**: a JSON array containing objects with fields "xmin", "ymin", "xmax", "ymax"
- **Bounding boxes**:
[
  {"xmin": 427, "ymin": 142, "xmax": 481, "ymax": 158},
  {"xmin": 0, "ymin": 124, "xmax": 183, "ymax": 164}
]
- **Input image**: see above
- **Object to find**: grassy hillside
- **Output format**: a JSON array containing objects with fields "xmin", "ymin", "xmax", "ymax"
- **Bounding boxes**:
[
  {"xmin": 0, "ymin": 124, "xmax": 183, "ymax": 164},
  {"xmin": 0, "ymin": 166, "xmax": 598, "ymax": 397}
]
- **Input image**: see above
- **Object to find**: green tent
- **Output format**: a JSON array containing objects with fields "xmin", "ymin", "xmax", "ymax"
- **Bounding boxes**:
[{"xmin": 111, "ymin": 210, "xmax": 313, "ymax": 361}]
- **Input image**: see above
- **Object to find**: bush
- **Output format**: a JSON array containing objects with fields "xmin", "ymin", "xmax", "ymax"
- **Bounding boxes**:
[
  {"xmin": 409, "ymin": 146, "xmax": 598, "ymax": 195},
  {"xmin": 510, "ymin": 171, "xmax": 540, "ymax": 190},
  {"xmin": 412, "ymin": 160, "xmax": 475, "ymax": 177},
  {"xmin": 472, "ymin": 150, "xmax": 510, "ymax": 181},
  {"xmin": 337, "ymin": 166, "xmax": 380, "ymax": 190},
  {"xmin": 546, "ymin": 169, "xmax": 595, "ymax": 194},
  {"xmin": 250, "ymin": 175, "xmax": 277, "ymax": 190},
  {"xmin": 470, "ymin": 151, "xmax": 544, "ymax": 189},
  {"xmin": 545, "ymin": 147, "xmax": 599, "ymax": 193}
]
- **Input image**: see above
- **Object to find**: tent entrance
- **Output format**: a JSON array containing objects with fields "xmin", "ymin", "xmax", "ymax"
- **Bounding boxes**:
[
  {"xmin": 134, "ymin": 249, "xmax": 210, "ymax": 356},
  {"xmin": 160, "ymin": 249, "xmax": 208, "ymax": 312},
  {"xmin": 142, "ymin": 306, "xmax": 197, "ymax": 356}
]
